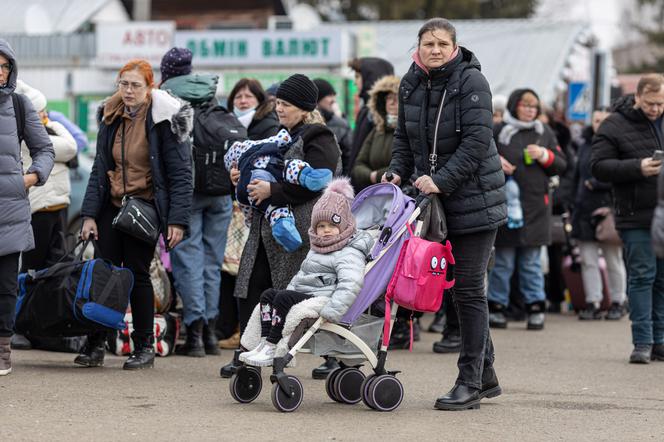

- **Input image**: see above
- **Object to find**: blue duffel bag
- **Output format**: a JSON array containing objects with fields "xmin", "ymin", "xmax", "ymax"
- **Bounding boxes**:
[{"xmin": 14, "ymin": 239, "xmax": 133, "ymax": 337}]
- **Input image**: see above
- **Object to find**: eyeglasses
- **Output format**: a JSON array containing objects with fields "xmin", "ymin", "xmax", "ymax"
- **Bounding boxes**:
[
  {"xmin": 518, "ymin": 103, "xmax": 539, "ymax": 111},
  {"xmin": 118, "ymin": 80, "xmax": 146, "ymax": 91},
  {"xmin": 0, "ymin": 63, "xmax": 12, "ymax": 73}
]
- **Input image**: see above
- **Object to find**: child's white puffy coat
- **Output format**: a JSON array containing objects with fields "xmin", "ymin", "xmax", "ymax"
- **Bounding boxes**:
[{"xmin": 287, "ymin": 230, "xmax": 373, "ymax": 322}]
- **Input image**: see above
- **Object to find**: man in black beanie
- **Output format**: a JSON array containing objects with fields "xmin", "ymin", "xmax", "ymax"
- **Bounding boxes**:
[{"xmin": 313, "ymin": 78, "xmax": 352, "ymax": 174}]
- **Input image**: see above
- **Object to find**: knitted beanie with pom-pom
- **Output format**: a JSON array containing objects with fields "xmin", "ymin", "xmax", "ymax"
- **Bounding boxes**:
[{"xmin": 309, "ymin": 177, "xmax": 356, "ymax": 253}]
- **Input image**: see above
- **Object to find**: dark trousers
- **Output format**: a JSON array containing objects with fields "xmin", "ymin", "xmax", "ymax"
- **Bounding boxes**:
[
  {"xmin": 448, "ymin": 229, "xmax": 497, "ymax": 390},
  {"xmin": 259, "ymin": 288, "xmax": 312, "ymax": 344},
  {"xmin": 217, "ymin": 271, "xmax": 239, "ymax": 339},
  {"xmin": 0, "ymin": 252, "xmax": 20, "ymax": 337},
  {"xmin": 95, "ymin": 203, "xmax": 156, "ymax": 337},
  {"xmin": 238, "ymin": 239, "xmax": 272, "ymax": 334},
  {"xmin": 21, "ymin": 209, "xmax": 68, "ymax": 273},
  {"xmin": 443, "ymin": 293, "xmax": 460, "ymax": 336}
]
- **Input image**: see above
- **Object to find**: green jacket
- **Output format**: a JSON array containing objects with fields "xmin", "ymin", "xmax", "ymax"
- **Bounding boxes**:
[{"xmin": 351, "ymin": 127, "xmax": 394, "ymax": 192}]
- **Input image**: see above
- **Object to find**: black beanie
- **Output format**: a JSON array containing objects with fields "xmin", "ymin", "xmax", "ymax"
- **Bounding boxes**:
[
  {"xmin": 313, "ymin": 78, "xmax": 336, "ymax": 102},
  {"xmin": 276, "ymin": 74, "xmax": 318, "ymax": 112},
  {"xmin": 160, "ymin": 47, "xmax": 193, "ymax": 83}
]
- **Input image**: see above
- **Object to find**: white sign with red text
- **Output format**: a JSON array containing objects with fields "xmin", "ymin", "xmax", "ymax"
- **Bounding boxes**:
[{"xmin": 96, "ymin": 22, "xmax": 175, "ymax": 68}]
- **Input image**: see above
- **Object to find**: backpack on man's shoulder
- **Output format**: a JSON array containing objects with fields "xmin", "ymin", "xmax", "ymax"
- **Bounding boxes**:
[{"xmin": 192, "ymin": 102, "xmax": 247, "ymax": 195}]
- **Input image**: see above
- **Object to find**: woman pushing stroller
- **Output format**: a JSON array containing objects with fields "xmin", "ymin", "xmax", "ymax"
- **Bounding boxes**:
[{"xmin": 239, "ymin": 178, "xmax": 373, "ymax": 366}]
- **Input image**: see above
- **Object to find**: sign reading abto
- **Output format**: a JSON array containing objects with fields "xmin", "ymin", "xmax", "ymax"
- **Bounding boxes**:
[
  {"xmin": 174, "ymin": 30, "xmax": 349, "ymax": 67},
  {"xmin": 96, "ymin": 22, "xmax": 175, "ymax": 68}
]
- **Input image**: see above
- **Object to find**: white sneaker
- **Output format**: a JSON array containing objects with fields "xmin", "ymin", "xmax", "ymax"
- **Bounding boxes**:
[
  {"xmin": 245, "ymin": 342, "xmax": 276, "ymax": 367},
  {"xmin": 239, "ymin": 338, "xmax": 266, "ymax": 363}
]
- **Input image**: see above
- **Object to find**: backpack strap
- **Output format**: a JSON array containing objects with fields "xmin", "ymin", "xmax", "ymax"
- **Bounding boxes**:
[{"xmin": 11, "ymin": 92, "xmax": 25, "ymax": 145}]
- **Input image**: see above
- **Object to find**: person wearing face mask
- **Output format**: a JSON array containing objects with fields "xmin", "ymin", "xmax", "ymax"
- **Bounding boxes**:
[
  {"xmin": 351, "ymin": 75, "xmax": 400, "ymax": 192},
  {"xmin": 487, "ymin": 88, "xmax": 566, "ymax": 332},
  {"xmin": 383, "ymin": 18, "xmax": 506, "ymax": 410},
  {"xmin": 228, "ymin": 78, "xmax": 280, "ymax": 141},
  {"xmin": 313, "ymin": 78, "xmax": 352, "ymax": 173}
]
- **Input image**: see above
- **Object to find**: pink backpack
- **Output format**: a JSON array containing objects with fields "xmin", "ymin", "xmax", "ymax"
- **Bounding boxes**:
[{"xmin": 382, "ymin": 223, "xmax": 455, "ymax": 350}]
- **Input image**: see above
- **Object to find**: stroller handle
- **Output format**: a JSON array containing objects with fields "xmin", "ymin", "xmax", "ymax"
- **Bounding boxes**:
[{"xmin": 415, "ymin": 193, "xmax": 433, "ymax": 213}]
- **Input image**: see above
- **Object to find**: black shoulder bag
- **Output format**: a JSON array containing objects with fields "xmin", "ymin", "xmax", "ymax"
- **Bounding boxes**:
[{"xmin": 111, "ymin": 120, "xmax": 160, "ymax": 245}]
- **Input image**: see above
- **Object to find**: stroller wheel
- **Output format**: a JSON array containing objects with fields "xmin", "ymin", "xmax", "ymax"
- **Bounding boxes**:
[
  {"xmin": 229, "ymin": 366, "xmax": 262, "ymax": 403},
  {"xmin": 361, "ymin": 374, "xmax": 378, "ymax": 409},
  {"xmin": 271, "ymin": 375, "xmax": 304, "ymax": 412},
  {"xmin": 333, "ymin": 368, "xmax": 366, "ymax": 404},
  {"xmin": 367, "ymin": 375, "xmax": 404, "ymax": 412},
  {"xmin": 325, "ymin": 369, "xmax": 344, "ymax": 403}
]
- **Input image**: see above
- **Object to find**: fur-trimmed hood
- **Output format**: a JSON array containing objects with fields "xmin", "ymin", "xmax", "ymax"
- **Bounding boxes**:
[
  {"xmin": 97, "ymin": 89, "xmax": 194, "ymax": 143},
  {"xmin": 367, "ymin": 75, "xmax": 400, "ymax": 133}
]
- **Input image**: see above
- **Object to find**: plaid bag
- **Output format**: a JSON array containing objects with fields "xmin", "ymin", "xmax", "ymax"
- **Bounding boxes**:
[{"xmin": 222, "ymin": 202, "xmax": 250, "ymax": 276}]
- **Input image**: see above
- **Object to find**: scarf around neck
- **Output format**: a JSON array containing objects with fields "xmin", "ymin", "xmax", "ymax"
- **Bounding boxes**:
[{"xmin": 498, "ymin": 110, "xmax": 544, "ymax": 146}]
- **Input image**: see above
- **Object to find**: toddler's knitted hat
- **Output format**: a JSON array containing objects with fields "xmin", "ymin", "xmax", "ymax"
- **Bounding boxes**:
[
  {"xmin": 160, "ymin": 47, "xmax": 193, "ymax": 83},
  {"xmin": 309, "ymin": 177, "xmax": 356, "ymax": 253}
]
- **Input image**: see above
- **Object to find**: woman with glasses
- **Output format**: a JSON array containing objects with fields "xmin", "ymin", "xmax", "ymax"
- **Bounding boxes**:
[
  {"xmin": 77, "ymin": 59, "xmax": 193, "ymax": 370},
  {"xmin": 487, "ymin": 88, "xmax": 567, "ymax": 331}
]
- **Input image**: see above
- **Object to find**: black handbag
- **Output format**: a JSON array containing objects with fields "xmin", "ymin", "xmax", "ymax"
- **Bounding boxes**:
[{"xmin": 111, "ymin": 121, "xmax": 160, "ymax": 245}]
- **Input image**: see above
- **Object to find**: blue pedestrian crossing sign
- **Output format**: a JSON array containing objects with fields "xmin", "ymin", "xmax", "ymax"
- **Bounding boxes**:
[{"xmin": 568, "ymin": 82, "xmax": 590, "ymax": 122}]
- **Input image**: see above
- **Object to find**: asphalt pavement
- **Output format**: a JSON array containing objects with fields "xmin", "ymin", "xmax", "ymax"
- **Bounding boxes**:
[{"xmin": 2, "ymin": 313, "xmax": 664, "ymax": 441}]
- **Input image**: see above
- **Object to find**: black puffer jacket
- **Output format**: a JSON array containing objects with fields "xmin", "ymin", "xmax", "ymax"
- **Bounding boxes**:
[
  {"xmin": 571, "ymin": 126, "xmax": 612, "ymax": 241},
  {"xmin": 591, "ymin": 95, "xmax": 661, "ymax": 230},
  {"xmin": 248, "ymin": 98, "xmax": 280, "ymax": 141},
  {"xmin": 389, "ymin": 47, "xmax": 506, "ymax": 235}
]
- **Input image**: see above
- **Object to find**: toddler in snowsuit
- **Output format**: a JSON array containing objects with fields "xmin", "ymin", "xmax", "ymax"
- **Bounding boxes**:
[
  {"xmin": 224, "ymin": 128, "xmax": 333, "ymax": 252},
  {"xmin": 239, "ymin": 177, "xmax": 374, "ymax": 366}
]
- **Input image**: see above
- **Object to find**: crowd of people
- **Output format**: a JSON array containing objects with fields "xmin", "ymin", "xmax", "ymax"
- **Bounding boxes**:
[{"xmin": 1, "ymin": 16, "xmax": 664, "ymax": 411}]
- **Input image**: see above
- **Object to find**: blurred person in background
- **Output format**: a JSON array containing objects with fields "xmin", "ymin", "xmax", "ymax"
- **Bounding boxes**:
[
  {"xmin": 313, "ymin": 78, "xmax": 352, "ymax": 173},
  {"xmin": 347, "ymin": 57, "xmax": 394, "ymax": 175},
  {"xmin": 351, "ymin": 75, "xmax": 399, "ymax": 192},
  {"xmin": 488, "ymin": 88, "xmax": 566, "ymax": 331},
  {"xmin": 592, "ymin": 73, "xmax": 664, "ymax": 364},
  {"xmin": 572, "ymin": 107, "xmax": 626, "ymax": 320},
  {"xmin": 0, "ymin": 39, "xmax": 54, "ymax": 376},
  {"xmin": 227, "ymin": 78, "xmax": 280, "ymax": 141}
]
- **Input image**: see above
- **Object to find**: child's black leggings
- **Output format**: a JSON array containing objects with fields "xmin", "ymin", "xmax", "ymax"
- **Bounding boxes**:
[{"xmin": 259, "ymin": 289, "xmax": 312, "ymax": 344}]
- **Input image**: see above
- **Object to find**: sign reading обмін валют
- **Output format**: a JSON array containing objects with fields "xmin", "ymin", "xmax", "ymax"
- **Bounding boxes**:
[{"xmin": 174, "ymin": 30, "xmax": 350, "ymax": 67}]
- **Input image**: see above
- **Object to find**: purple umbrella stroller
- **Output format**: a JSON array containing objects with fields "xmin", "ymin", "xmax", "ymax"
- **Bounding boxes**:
[{"xmin": 228, "ymin": 183, "xmax": 428, "ymax": 413}]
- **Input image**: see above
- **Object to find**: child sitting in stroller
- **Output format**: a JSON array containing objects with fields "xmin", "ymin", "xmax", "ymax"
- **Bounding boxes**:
[
  {"xmin": 224, "ymin": 128, "xmax": 333, "ymax": 252},
  {"xmin": 240, "ymin": 178, "xmax": 374, "ymax": 366}
]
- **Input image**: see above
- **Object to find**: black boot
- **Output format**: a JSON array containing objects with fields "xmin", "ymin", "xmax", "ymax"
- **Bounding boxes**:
[
  {"xmin": 488, "ymin": 301, "xmax": 507, "ymax": 329},
  {"xmin": 203, "ymin": 317, "xmax": 221, "ymax": 356},
  {"xmin": 311, "ymin": 356, "xmax": 340, "ymax": 380},
  {"xmin": 526, "ymin": 301, "xmax": 546, "ymax": 330},
  {"xmin": 123, "ymin": 334, "xmax": 155, "ymax": 370},
  {"xmin": 434, "ymin": 384, "xmax": 481, "ymax": 410},
  {"xmin": 479, "ymin": 366, "xmax": 502, "ymax": 399},
  {"xmin": 433, "ymin": 333, "xmax": 461, "ymax": 354},
  {"xmin": 176, "ymin": 318, "xmax": 205, "ymax": 357},
  {"xmin": 74, "ymin": 333, "xmax": 106, "ymax": 367}
]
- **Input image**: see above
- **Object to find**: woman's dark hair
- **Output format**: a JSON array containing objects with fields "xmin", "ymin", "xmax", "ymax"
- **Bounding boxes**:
[
  {"xmin": 418, "ymin": 18, "xmax": 457, "ymax": 46},
  {"xmin": 227, "ymin": 78, "xmax": 266, "ymax": 112}
]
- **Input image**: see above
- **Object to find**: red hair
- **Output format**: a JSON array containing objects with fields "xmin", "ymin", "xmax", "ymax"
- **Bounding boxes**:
[{"xmin": 118, "ymin": 59, "xmax": 154, "ymax": 88}]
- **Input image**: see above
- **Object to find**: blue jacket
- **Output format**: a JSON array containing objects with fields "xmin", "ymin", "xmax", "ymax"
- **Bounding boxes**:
[{"xmin": 81, "ymin": 89, "xmax": 194, "ymax": 233}]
